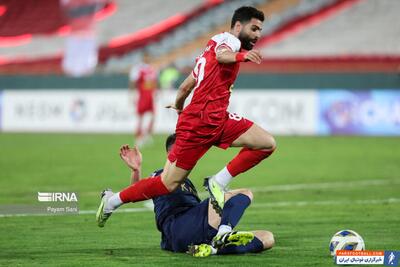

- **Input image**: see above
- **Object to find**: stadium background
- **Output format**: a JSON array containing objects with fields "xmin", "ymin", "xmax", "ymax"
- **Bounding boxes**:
[{"xmin": 0, "ymin": 0, "xmax": 399, "ymax": 266}]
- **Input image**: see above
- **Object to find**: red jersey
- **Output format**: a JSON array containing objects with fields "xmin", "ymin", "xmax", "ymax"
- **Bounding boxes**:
[
  {"xmin": 130, "ymin": 63, "xmax": 158, "ymax": 113},
  {"xmin": 130, "ymin": 63, "xmax": 157, "ymax": 98},
  {"xmin": 169, "ymin": 32, "xmax": 251, "ymax": 169},
  {"xmin": 184, "ymin": 32, "xmax": 241, "ymax": 127}
]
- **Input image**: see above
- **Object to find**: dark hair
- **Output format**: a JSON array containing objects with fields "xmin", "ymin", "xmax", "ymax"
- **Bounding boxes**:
[
  {"xmin": 165, "ymin": 133, "xmax": 176, "ymax": 152},
  {"xmin": 231, "ymin": 6, "xmax": 264, "ymax": 29}
]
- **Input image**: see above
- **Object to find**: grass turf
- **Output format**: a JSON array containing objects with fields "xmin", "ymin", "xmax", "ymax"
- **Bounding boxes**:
[{"xmin": 0, "ymin": 133, "xmax": 399, "ymax": 266}]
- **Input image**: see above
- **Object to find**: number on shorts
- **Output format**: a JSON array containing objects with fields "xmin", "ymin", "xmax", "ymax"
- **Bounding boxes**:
[{"xmin": 229, "ymin": 112, "xmax": 242, "ymax": 121}]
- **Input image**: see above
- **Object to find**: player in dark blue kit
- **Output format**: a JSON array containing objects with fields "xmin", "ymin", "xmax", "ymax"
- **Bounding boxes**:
[{"xmin": 102, "ymin": 134, "xmax": 274, "ymax": 257}]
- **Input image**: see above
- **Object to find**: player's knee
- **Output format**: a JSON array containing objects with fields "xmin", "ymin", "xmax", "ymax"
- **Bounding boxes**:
[
  {"xmin": 263, "ymin": 134, "xmax": 276, "ymax": 151},
  {"xmin": 256, "ymin": 230, "xmax": 275, "ymax": 250},
  {"xmin": 161, "ymin": 174, "xmax": 181, "ymax": 192},
  {"xmin": 166, "ymin": 182, "xmax": 180, "ymax": 192},
  {"xmin": 266, "ymin": 232, "xmax": 275, "ymax": 249},
  {"xmin": 161, "ymin": 165, "xmax": 189, "ymax": 192},
  {"xmin": 240, "ymin": 189, "xmax": 253, "ymax": 202},
  {"xmin": 253, "ymin": 133, "xmax": 276, "ymax": 152}
]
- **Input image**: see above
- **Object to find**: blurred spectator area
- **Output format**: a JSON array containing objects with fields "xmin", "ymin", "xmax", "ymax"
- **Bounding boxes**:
[
  {"xmin": 0, "ymin": 0, "xmax": 399, "ymax": 75},
  {"xmin": 0, "ymin": 0, "xmax": 206, "ymax": 73}
]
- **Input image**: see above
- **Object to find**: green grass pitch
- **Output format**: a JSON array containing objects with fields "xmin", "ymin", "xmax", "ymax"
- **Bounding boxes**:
[{"xmin": 0, "ymin": 133, "xmax": 399, "ymax": 266}]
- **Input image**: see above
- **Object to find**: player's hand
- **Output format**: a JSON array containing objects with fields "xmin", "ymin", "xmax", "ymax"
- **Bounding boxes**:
[
  {"xmin": 165, "ymin": 104, "xmax": 182, "ymax": 114},
  {"xmin": 244, "ymin": 50, "xmax": 262, "ymax": 64},
  {"xmin": 119, "ymin": 145, "xmax": 142, "ymax": 171}
]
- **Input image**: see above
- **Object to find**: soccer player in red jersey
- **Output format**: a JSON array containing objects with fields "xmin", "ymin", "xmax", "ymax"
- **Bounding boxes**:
[
  {"xmin": 97, "ymin": 6, "xmax": 276, "ymax": 228},
  {"xmin": 107, "ymin": 135, "xmax": 275, "ymax": 256},
  {"xmin": 129, "ymin": 56, "xmax": 158, "ymax": 146}
]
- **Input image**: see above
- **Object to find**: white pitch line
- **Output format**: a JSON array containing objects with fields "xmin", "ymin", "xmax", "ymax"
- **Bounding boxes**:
[
  {"xmin": 250, "ymin": 198, "xmax": 400, "ymax": 208},
  {"xmin": 196, "ymin": 178, "xmax": 400, "ymax": 198},
  {"xmin": 1, "ymin": 198, "xmax": 399, "ymax": 218},
  {"xmin": 1, "ymin": 179, "xmax": 399, "ymax": 218},
  {"xmin": 250, "ymin": 179, "xmax": 399, "ymax": 193},
  {"xmin": 81, "ymin": 178, "xmax": 400, "ymax": 198},
  {"xmin": 79, "ymin": 207, "xmax": 149, "ymax": 215},
  {"xmin": 79, "ymin": 179, "xmax": 400, "ymax": 198},
  {"xmin": 0, "ymin": 207, "xmax": 151, "ymax": 218}
]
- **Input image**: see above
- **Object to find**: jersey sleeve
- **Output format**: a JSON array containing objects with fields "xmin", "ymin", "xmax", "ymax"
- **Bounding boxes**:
[
  {"xmin": 129, "ymin": 65, "xmax": 140, "ymax": 81},
  {"xmin": 212, "ymin": 32, "xmax": 241, "ymax": 53}
]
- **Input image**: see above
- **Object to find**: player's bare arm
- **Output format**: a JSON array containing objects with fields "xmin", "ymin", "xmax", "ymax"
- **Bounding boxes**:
[
  {"xmin": 166, "ymin": 74, "xmax": 196, "ymax": 113},
  {"xmin": 217, "ymin": 16, "xmax": 264, "ymax": 64},
  {"xmin": 119, "ymin": 145, "xmax": 142, "ymax": 184},
  {"xmin": 216, "ymin": 48, "xmax": 262, "ymax": 64}
]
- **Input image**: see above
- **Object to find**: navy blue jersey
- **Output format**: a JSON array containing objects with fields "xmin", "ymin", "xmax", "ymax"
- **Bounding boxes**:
[{"xmin": 151, "ymin": 169, "xmax": 201, "ymax": 231}]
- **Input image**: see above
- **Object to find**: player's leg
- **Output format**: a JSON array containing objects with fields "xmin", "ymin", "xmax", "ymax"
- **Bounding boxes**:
[
  {"xmin": 231, "ymin": 122, "xmax": 276, "ymax": 149},
  {"xmin": 208, "ymin": 189, "xmax": 253, "ymax": 231},
  {"xmin": 136, "ymin": 114, "xmax": 143, "ymax": 137},
  {"xmin": 97, "ymin": 139, "xmax": 210, "ymax": 227},
  {"xmin": 192, "ymin": 223, "xmax": 273, "ymax": 257},
  {"xmin": 138, "ymin": 111, "xmax": 154, "ymax": 146},
  {"xmin": 215, "ymin": 123, "xmax": 276, "ymax": 188},
  {"xmin": 189, "ymin": 230, "xmax": 274, "ymax": 257},
  {"xmin": 167, "ymin": 200, "xmax": 211, "ymax": 252},
  {"xmin": 189, "ymin": 189, "xmax": 257, "ymax": 257},
  {"xmin": 209, "ymin": 189, "xmax": 254, "ymax": 247},
  {"xmin": 205, "ymin": 117, "xmax": 276, "ymax": 212},
  {"xmin": 216, "ymin": 230, "xmax": 274, "ymax": 255},
  {"xmin": 253, "ymin": 230, "xmax": 275, "ymax": 250},
  {"xmin": 146, "ymin": 111, "xmax": 155, "ymax": 139},
  {"xmin": 96, "ymin": 160, "xmax": 189, "ymax": 227},
  {"xmin": 135, "ymin": 113, "xmax": 144, "ymax": 145},
  {"xmin": 166, "ymin": 190, "xmax": 255, "ymax": 254}
]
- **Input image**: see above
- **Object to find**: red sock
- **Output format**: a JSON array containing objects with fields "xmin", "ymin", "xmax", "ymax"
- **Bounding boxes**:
[
  {"xmin": 119, "ymin": 176, "xmax": 170, "ymax": 203},
  {"xmin": 227, "ymin": 147, "xmax": 275, "ymax": 177}
]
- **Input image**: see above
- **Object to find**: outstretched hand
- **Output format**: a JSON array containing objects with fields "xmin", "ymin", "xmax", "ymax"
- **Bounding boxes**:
[
  {"xmin": 119, "ymin": 145, "xmax": 142, "ymax": 171},
  {"xmin": 165, "ymin": 104, "xmax": 182, "ymax": 114},
  {"xmin": 244, "ymin": 50, "xmax": 262, "ymax": 64}
]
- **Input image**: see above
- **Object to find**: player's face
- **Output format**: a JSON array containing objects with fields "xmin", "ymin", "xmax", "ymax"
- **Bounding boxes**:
[{"xmin": 238, "ymin": 18, "xmax": 263, "ymax": 50}]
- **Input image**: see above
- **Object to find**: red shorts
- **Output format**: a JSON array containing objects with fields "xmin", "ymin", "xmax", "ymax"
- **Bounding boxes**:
[
  {"xmin": 137, "ymin": 97, "xmax": 154, "ymax": 115},
  {"xmin": 168, "ymin": 112, "xmax": 253, "ymax": 170}
]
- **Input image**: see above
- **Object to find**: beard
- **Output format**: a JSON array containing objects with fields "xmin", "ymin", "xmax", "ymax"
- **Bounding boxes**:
[{"xmin": 238, "ymin": 31, "xmax": 256, "ymax": 50}]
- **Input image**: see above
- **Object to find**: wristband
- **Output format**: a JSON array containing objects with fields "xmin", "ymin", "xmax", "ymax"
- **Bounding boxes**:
[{"xmin": 235, "ymin": 52, "xmax": 246, "ymax": 62}]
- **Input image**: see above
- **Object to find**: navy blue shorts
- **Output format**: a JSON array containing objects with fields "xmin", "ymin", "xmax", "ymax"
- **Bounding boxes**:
[{"xmin": 160, "ymin": 199, "xmax": 218, "ymax": 252}]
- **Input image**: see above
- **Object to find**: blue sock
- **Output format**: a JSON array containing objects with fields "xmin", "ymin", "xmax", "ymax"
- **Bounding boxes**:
[
  {"xmin": 217, "ymin": 237, "xmax": 264, "ymax": 255},
  {"xmin": 220, "ymin": 193, "xmax": 251, "ymax": 228}
]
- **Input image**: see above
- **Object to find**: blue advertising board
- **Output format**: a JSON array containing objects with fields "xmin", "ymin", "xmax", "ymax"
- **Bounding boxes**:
[{"xmin": 318, "ymin": 90, "xmax": 400, "ymax": 135}]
